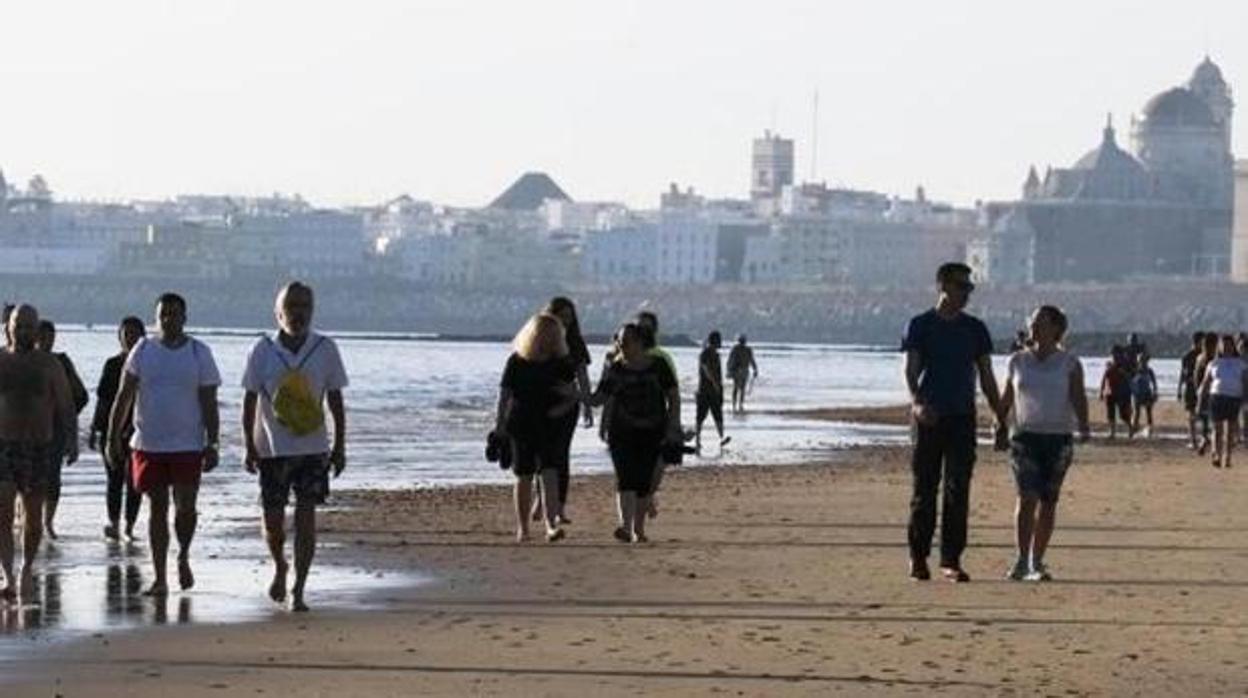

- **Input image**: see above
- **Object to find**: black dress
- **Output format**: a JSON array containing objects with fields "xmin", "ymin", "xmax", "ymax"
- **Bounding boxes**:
[
  {"xmin": 500, "ymin": 353, "xmax": 574, "ymax": 477},
  {"xmin": 596, "ymin": 359, "xmax": 676, "ymax": 495}
]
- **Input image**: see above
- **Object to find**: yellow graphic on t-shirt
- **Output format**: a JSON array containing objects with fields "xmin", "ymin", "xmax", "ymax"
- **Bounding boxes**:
[{"xmin": 273, "ymin": 369, "xmax": 324, "ymax": 436}]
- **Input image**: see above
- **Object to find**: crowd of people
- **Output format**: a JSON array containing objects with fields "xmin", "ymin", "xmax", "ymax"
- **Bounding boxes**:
[
  {"xmin": 1, "ymin": 260, "xmax": 1239, "ymax": 616},
  {"xmin": 1, "ymin": 283, "xmax": 346, "ymax": 612}
]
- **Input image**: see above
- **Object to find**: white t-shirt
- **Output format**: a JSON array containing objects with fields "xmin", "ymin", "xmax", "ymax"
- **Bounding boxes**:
[
  {"xmin": 241, "ymin": 330, "xmax": 348, "ymax": 458},
  {"xmin": 125, "ymin": 336, "xmax": 222, "ymax": 453},
  {"xmin": 1208, "ymin": 357, "xmax": 1245, "ymax": 398},
  {"xmin": 1007, "ymin": 349, "xmax": 1080, "ymax": 434}
]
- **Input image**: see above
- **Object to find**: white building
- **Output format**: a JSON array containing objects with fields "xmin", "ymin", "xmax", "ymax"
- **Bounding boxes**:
[
  {"xmin": 655, "ymin": 210, "xmax": 718, "ymax": 284},
  {"xmin": 581, "ymin": 225, "xmax": 657, "ymax": 284}
]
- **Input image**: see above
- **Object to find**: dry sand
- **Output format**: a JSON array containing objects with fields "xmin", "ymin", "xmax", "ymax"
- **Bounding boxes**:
[{"xmin": 4, "ymin": 402, "xmax": 1247, "ymax": 696}]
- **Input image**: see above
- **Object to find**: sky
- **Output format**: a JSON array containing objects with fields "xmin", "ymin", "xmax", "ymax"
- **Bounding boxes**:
[{"xmin": 0, "ymin": 0, "xmax": 1243, "ymax": 209}]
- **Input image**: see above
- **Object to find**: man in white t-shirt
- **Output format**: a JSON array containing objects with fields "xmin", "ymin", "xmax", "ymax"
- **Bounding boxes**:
[
  {"xmin": 242, "ymin": 282, "xmax": 347, "ymax": 612},
  {"xmin": 107, "ymin": 292, "xmax": 221, "ymax": 597}
]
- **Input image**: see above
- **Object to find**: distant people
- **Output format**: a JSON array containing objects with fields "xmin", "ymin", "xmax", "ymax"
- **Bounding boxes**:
[
  {"xmin": 1098, "ymin": 346, "xmax": 1133, "ymax": 439},
  {"xmin": 0, "ymin": 304, "xmax": 77, "ymax": 604},
  {"xmin": 902, "ymin": 262, "xmax": 1002, "ymax": 583},
  {"xmin": 495, "ymin": 313, "xmax": 577, "ymax": 543},
  {"xmin": 1123, "ymin": 333, "xmax": 1147, "ymax": 373},
  {"xmin": 1177, "ymin": 332, "xmax": 1205, "ymax": 450},
  {"xmin": 34, "ymin": 320, "xmax": 89, "ymax": 540},
  {"xmin": 242, "ymin": 282, "xmax": 348, "ymax": 612},
  {"xmin": 89, "ymin": 316, "xmax": 147, "ymax": 542},
  {"xmin": 694, "ymin": 331, "xmax": 730, "ymax": 453},
  {"xmin": 1130, "ymin": 354, "xmax": 1158, "ymax": 438},
  {"xmin": 533, "ymin": 297, "xmax": 593, "ymax": 526},
  {"xmin": 107, "ymin": 293, "xmax": 222, "ymax": 596},
  {"xmin": 589, "ymin": 323, "xmax": 680, "ymax": 543},
  {"xmin": 727, "ymin": 335, "xmax": 759, "ymax": 414},
  {"xmin": 1197, "ymin": 334, "xmax": 1246, "ymax": 469},
  {"xmin": 997, "ymin": 306, "xmax": 1090, "ymax": 582},
  {"xmin": 1193, "ymin": 332, "xmax": 1220, "ymax": 455}
]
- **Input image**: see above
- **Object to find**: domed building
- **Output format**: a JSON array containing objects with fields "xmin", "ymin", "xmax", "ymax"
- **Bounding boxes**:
[{"xmin": 976, "ymin": 57, "xmax": 1235, "ymax": 284}]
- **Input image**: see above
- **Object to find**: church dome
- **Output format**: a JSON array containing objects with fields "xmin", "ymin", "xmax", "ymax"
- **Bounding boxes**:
[
  {"xmin": 1190, "ymin": 57, "xmax": 1226, "ymax": 88},
  {"xmin": 1140, "ymin": 87, "xmax": 1216, "ymax": 127}
]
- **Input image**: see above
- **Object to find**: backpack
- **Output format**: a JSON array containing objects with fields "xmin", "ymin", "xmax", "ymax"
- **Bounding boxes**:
[{"xmin": 263, "ymin": 335, "xmax": 327, "ymax": 436}]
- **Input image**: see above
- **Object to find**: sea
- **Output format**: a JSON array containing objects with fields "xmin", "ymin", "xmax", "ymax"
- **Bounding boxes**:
[{"xmin": 0, "ymin": 326, "xmax": 1181, "ymax": 656}]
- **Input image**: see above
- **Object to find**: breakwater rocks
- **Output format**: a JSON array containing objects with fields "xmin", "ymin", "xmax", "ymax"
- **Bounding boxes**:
[{"xmin": 6, "ymin": 275, "xmax": 1246, "ymax": 353}]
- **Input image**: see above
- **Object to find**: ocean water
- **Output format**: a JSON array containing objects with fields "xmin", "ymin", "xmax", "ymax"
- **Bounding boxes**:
[{"xmin": 0, "ymin": 327, "xmax": 1180, "ymax": 653}]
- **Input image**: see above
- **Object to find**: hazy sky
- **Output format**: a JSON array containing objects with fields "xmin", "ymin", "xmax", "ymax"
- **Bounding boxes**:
[{"xmin": 0, "ymin": 1, "xmax": 1242, "ymax": 209}]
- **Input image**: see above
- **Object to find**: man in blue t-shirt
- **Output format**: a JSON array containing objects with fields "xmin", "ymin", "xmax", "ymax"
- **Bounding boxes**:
[{"xmin": 901, "ymin": 262, "xmax": 1003, "ymax": 583}]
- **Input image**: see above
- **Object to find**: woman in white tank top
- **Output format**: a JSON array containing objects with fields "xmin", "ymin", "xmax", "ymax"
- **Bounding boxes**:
[
  {"xmin": 996, "ymin": 306, "xmax": 1091, "ymax": 582},
  {"xmin": 1197, "ymin": 334, "xmax": 1247, "ymax": 469}
]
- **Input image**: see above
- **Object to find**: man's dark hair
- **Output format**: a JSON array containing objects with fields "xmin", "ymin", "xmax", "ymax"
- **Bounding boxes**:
[
  {"xmin": 1193, "ymin": 331, "xmax": 1205, "ymax": 345},
  {"xmin": 38, "ymin": 320, "xmax": 55, "ymax": 333},
  {"xmin": 156, "ymin": 292, "xmax": 187, "ymax": 311},
  {"xmin": 635, "ymin": 310, "xmax": 658, "ymax": 331},
  {"xmin": 936, "ymin": 262, "xmax": 973, "ymax": 283},
  {"xmin": 1036, "ymin": 305, "xmax": 1067, "ymax": 339},
  {"xmin": 707, "ymin": 330, "xmax": 722, "ymax": 347}
]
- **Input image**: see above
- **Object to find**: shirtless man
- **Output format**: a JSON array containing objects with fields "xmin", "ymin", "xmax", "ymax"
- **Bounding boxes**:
[{"xmin": 0, "ymin": 305, "xmax": 77, "ymax": 603}]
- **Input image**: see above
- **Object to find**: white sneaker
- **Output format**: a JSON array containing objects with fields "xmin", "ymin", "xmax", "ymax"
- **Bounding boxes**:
[
  {"xmin": 1005, "ymin": 558, "xmax": 1029, "ymax": 581},
  {"xmin": 1024, "ymin": 562, "xmax": 1052, "ymax": 582}
]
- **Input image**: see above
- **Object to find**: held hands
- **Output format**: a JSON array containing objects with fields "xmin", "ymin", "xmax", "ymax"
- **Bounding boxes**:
[
  {"xmin": 88, "ymin": 430, "xmax": 98, "ymax": 452},
  {"xmin": 911, "ymin": 402, "xmax": 937, "ymax": 427},
  {"xmin": 581, "ymin": 403, "xmax": 595, "ymax": 428}
]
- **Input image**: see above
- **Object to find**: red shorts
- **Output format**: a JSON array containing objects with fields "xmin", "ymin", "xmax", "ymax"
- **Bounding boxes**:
[{"xmin": 132, "ymin": 450, "xmax": 203, "ymax": 493}]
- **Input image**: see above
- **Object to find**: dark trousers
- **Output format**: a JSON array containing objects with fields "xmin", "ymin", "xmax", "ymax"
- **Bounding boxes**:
[
  {"xmin": 553, "ymin": 411, "xmax": 578, "ymax": 506},
  {"xmin": 105, "ymin": 442, "xmax": 142, "ymax": 526},
  {"xmin": 908, "ymin": 414, "xmax": 977, "ymax": 567}
]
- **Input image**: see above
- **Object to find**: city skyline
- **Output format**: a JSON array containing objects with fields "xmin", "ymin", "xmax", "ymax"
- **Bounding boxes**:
[{"xmin": 0, "ymin": 0, "xmax": 1243, "ymax": 209}]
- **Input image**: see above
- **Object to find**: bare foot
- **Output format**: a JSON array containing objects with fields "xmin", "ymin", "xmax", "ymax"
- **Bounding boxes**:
[
  {"xmin": 103, "ymin": 524, "xmax": 120, "ymax": 541},
  {"xmin": 269, "ymin": 563, "xmax": 288, "ymax": 603},
  {"xmin": 142, "ymin": 581, "xmax": 169, "ymax": 597},
  {"xmin": 0, "ymin": 585, "xmax": 16, "ymax": 605},
  {"xmin": 515, "ymin": 528, "xmax": 530, "ymax": 543},
  {"xmin": 44, "ymin": 525, "xmax": 58, "ymax": 541},
  {"xmin": 178, "ymin": 557, "xmax": 194, "ymax": 591},
  {"xmin": 290, "ymin": 596, "xmax": 309, "ymax": 613}
]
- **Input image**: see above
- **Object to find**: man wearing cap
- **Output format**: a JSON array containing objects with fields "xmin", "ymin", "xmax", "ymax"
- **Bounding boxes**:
[{"xmin": 902, "ymin": 262, "xmax": 1003, "ymax": 583}]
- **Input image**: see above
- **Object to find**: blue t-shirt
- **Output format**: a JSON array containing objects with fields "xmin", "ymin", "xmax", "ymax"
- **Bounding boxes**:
[{"xmin": 901, "ymin": 309, "xmax": 993, "ymax": 416}]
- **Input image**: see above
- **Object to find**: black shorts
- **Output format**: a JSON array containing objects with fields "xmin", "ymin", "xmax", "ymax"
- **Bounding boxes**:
[
  {"xmin": 1210, "ymin": 395, "xmax": 1242, "ymax": 422},
  {"xmin": 0, "ymin": 440, "xmax": 52, "ymax": 495},
  {"xmin": 260, "ymin": 454, "xmax": 330, "ymax": 509},
  {"xmin": 1105, "ymin": 395, "xmax": 1131, "ymax": 423}
]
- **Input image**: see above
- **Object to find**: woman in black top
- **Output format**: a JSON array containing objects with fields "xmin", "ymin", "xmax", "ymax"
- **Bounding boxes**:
[
  {"xmin": 496, "ymin": 313, "xmax": 578, "ymax": 542},
  {"xmin": 89, "ymin": 316, "xmax": 146, "ymax": 542},
  {"xmin": 533, "ymin": 297, "xmax": 593, "ymax": 525},
  {"xmin": 590, "ymin": 323, "xmax": 680, "ymax": 543}
]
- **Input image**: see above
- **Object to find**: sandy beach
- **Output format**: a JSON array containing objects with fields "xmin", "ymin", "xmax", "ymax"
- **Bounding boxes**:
[{"xmin": 4, "ymin": 401, "xmax": 1247, "ymax": 696}]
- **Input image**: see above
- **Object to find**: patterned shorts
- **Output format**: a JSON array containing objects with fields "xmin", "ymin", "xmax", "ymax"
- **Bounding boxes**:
[
  {"xmin": 1009, "ymin": 432, "xmax": 1073, "ymax": 503},
  {"xmin": 259, "ymin": 454, "xmax": 331, "ymax": 509},
  {"xmin": 0, "ymin": 439, "xmax": 52, "ymax": 495}
]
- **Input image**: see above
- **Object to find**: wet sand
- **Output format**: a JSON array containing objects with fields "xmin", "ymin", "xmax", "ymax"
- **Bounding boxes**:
[{"xmin": 4, "ymin": 404, "xmax": 1247, "ymax": 696}]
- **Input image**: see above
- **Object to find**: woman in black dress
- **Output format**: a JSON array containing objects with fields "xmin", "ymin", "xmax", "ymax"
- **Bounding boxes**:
[
  {"xmin": 533, "ymin": 297, "xmax": 593, "ymax": 525},
  {"xmin": 590, "ymin": 323, "xmax": 681, "ymax": 543},
  {"xmin": 495, "ymin": 313, "xmax": 579, "ymax": 542}
]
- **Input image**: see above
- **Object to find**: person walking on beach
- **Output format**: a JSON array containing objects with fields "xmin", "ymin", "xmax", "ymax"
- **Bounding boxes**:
[
  {"xmin": 902, "ymin": 262, "xmax": 1002, "ymax": 583},
  {"xmin": 695, "ymin": 330, "xmax": 730, "ymax": 453},
  {"xmin": 1193, "ymin": 332, "xmax": 1219, "ymax": 455},
  {"xmin": 727, "ymin": 334, "xmax": 759, "ymax": 414},
  {"xmin": 107, "ymin": 293, "xmax": 221, "ymax": 596},
  {"xmin": 495, "ymin": 313, "xmax": 578, "ymax": 542},
  {"xmin": 1178, "ymin": 332, "xmax": 1205, "ymax": 450},
  {"xmin": 530, "ymin": 297, "xmax": 593, "ymax": 526},
  {"xmin": 1130, "ymin": 354, "xmax": 1158, "ymax": 438},
  {"xmin": 1197, "ymin": 334, "xmax": 1246, "ymax": 469},
  {"xmin": 589, "ymin": 323, "xmax": 680, "ymax": 543},
  {"xmin": 996, "ymin": 306, "xmax": 1090, "ymax": 582},
  {"xmin": 0, "ymin": 305, "xmax": 77, "ymax": 604},
  {"xmin": 89, "ymin": 316, "xmax": 146, "ymax": 542},
  {"xmin": 635, "ymin": 311, "xmax": 683, "ymax": 518},
  {"xmin": 242, "ymin": 282, "xmax": 348, "ymax": 612},
  {"xmin": 35, "ymin": 320, "xmax": 89, "ymax": 541},
  {"xmin": 1098, "ymin": 347, "xmax": 1133, "ymax": 439}
]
